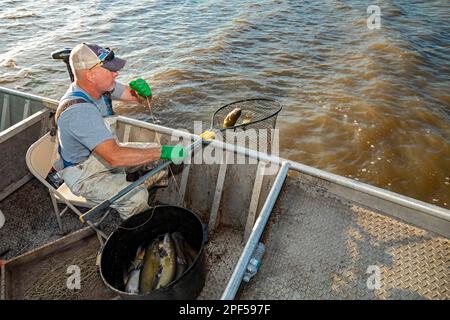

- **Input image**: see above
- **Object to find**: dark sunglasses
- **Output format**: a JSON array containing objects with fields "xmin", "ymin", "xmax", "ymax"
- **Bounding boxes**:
[{"xmin": 89, "ymin": 47, "xmax": 115, "ymax": 70}]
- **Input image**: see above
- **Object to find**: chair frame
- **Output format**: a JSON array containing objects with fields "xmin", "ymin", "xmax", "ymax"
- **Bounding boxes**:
[{"xmin": 25, "ymin": 132, "xmax": 108, "ymax": 241}]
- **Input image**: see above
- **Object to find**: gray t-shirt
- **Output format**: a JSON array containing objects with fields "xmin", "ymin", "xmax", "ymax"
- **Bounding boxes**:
[{"xmin": 57, "ymin": 82, "xmax": 125, "ymax": 164}]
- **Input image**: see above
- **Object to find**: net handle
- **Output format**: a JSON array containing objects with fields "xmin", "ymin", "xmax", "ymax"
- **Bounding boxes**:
[{"xmin": 210, "ymin": 98, "xmax": 282, "ymax": 131}]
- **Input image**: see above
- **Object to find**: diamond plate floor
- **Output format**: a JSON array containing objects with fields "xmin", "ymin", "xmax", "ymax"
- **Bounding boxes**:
[
  {"xmin": 0, "ymin": 179, "xmax": 84, "ymax": 260},
  {"xmin": 198, "ymin": 226, "xmax": 244, "ymax": 300},
  {"xmin": 238, "ymin": 178, "xmax": 450, "ymax": 300}
]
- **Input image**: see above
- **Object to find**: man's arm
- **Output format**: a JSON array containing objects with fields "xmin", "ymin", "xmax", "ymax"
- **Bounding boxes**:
[
  {"xmin": 117, "ymin": 85, "xmax": 148, "ymax": 105},
  {"xmin": 93, "ymin": 139, "xmax": 161, "ymax": 167}
]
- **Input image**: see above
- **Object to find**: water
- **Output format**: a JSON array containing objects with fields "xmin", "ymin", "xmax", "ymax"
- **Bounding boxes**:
[{"xmin": 0, "ymin": 0, "xmax": 449, "ymax": 208}]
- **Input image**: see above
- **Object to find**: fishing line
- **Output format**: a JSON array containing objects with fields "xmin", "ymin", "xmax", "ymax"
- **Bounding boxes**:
[
  {"xmin": 116, "ymin": 205, "xmax": 158, "ymax": 231},
  {"xmin": 145, "ymin": 96, "xmax": 184, "ymax": 206},
  {"xmin": 92, "ymin": 205, "xmax": 156, "ymax": 236}
]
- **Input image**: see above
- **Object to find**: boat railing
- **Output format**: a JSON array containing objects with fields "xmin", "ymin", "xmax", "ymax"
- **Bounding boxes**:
[{"xmin": 0, "ymin": 86, "xmax": 56, "ymax": 200}]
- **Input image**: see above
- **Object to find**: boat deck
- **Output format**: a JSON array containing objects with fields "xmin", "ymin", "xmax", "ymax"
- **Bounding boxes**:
[
  {"xmin": 0, "ymin": 179, "xmax": 84, "ymax": 259},
  {"xmin": 239, "ymin": 176, "xmax": 449, "ymax": 299},
  {"xmin": 1, "ymin": 176, "xmax": 448, "ymax": 300}
]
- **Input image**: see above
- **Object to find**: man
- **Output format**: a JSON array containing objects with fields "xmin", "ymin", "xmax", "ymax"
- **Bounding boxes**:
[{"xmin": 54, "ymin": 43, "xmax": 184, "ymax": 220}]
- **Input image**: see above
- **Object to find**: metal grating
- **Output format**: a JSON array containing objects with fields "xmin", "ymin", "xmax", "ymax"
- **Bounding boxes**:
[
  {"xmin": 239, "ymin": 179, "xmax": 450, "ymax": 300},
  {"xmin": 198, "ymin": 226, "xmax": 244, "ymax": 300}
]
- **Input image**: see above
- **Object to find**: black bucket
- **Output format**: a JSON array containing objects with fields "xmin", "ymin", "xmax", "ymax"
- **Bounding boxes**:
[{"xmin": 99, "ymin": 205, "xmax": 207, "ymax": 300}]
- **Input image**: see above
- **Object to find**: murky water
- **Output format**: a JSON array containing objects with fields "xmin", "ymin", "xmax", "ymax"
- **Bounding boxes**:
[{"xmin": 0, "ymin": 0, "xmax": 449, "ymax": 208}]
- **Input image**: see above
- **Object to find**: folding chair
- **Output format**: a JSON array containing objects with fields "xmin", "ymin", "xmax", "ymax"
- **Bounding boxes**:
[{"xmin": 25, "ymin": 132, "xmax": 108, "ymax": 238}]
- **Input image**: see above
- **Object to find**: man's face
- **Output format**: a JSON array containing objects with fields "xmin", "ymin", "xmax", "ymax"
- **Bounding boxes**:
[{"xmin": 90, "ymin": 66, "xmax": 118, "ymax": 92}]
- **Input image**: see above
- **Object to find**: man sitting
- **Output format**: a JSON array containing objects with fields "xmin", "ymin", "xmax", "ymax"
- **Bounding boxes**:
[{"xmin": 54, "ymin": 43, "xmax": 183, "ymax": 219}]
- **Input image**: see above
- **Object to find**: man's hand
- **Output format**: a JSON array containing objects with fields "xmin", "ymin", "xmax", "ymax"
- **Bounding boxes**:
[
  {"xmin": 200, "ymin": 130, "xmax": 216, "ymax": 141},
  {"xmin": 129, "ymin": 78, "xmax": 152, "ymax": 97},
  {"xmin": 160, "ymin": 145, "xmax": 186, "ymax": 164}
]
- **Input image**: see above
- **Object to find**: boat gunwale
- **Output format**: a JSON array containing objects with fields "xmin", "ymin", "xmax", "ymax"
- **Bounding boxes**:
[{"xmin": 0, "ymin": 86, "xmax": 58, "ymax": 109}]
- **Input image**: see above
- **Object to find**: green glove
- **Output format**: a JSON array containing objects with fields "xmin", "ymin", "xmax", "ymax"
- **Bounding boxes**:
[
  {"xmin": 161, "ymin": 145, "xmax": 186, "ymax": 164},
  {"xmin": 129, "ymin": 78, "xmax": 152, "ymax": 97}
]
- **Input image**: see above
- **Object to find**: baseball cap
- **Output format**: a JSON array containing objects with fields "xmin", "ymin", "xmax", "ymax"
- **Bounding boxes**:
[{"xmin": 69, "ymin": 43, "xmax": 126, "ymax": 72}]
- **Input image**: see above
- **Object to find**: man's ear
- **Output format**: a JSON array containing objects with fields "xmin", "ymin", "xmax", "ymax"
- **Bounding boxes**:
[{"xmin": 85, "ymin": 70, "xmax": 95, "ymax": 82}]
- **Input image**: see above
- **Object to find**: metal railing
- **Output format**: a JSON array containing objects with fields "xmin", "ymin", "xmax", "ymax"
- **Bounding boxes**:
[{"xmin": 0, "ymin": 86, "xmax": 57, "ymax": 133}]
